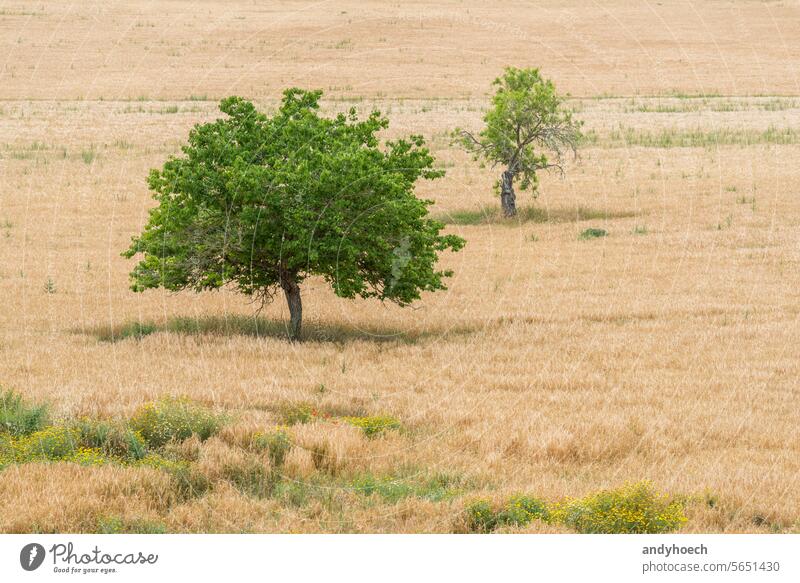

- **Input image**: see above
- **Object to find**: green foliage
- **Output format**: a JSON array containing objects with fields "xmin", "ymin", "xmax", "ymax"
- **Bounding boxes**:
[
  {"xmin": 462, "ymin": 482, "xmax": 685, "ymax": 533},
  {"xmin": 465, "ymin": 499, "xmax": 498, "ymax": 533},
  {"xmin": 496, "ymin": 495, "xmax": 550, "ymax": 526},
  {"xmin": 80, "ymin": 149, "xmax": 96, "ymax": 164},
  {"xmin": 252, "ymin": 428, "xmax": 292, "ymax": 468},
  {"xmin": 344, "ymin": 415, "xmax": 401, "ymax": 438},
  {"xmin": 123, "ymin": 89, "xmax": 464, "ymax": 337},
  {"xmin": 579, "ymin": 228, "xmax": 608, "ymax": 240},
  {"xmin": 17, "ymin": 426, "xmax": 79, "ymax": 459},
  {"xmin": 74, "ymin": 418, "xmax": 148, "ymax": 461},
  {"xmin": 465, "ymin": 495, "xmax": 549, "ymax": 532},
  {"xmin": 440, "ymin": 206, "xmax": 636, "ymax": 226},
  {"xmin": 129, "ymin": 397, "xmax": 224, "ymax": 447},
  {"xmin": 554, "ymin": 481, "xmax": 687, "ymax": 534},
  {"xmin": 457, "ymin": 67, "xmax": 582, "ymax": 197},
  {"xmin": 0, "ymin": 390, "xmax": 48, "ymax": 436},
  {"xmin": 351, "ymin": 472, "xmax": 464, "ymax": 503},
  {"xmin": 0, "ymin": 426, "xmax": 110, "ymax": 467}
]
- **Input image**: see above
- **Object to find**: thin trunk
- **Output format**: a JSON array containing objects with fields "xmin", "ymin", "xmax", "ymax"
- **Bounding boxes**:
[
  {"xmin": 280, "ymin": 274, "xmax": 302, "ymax": 340},
  {"xmin": 500, "ymin": 170, "xmax": 517, "ymax": 217}
]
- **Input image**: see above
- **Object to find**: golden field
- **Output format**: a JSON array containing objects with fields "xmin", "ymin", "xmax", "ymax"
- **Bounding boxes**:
[{"xmin": 0, "ymin": 0, "xmax": 799, "ymax": 533}]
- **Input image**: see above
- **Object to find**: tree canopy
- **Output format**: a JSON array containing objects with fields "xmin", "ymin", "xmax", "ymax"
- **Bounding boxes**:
[
  {"xmin": 457, "ymin": 67, "xmax": 582, "ymax": 217},
  {"xmin": 123, "ymin": 89, "xmax": 464, "ymax": 338}
]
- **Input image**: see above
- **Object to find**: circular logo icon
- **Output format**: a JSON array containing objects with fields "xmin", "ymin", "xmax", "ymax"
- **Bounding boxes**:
[{"xmin": 20, "ymin": 543, "xmax": 46, "ymax": 571}]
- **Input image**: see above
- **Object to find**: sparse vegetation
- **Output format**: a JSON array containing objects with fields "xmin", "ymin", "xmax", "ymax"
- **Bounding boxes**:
[
  {"xmin": 129, "ymin": 397, "xmax": 224, "ymax": 447},
  {"xmin": 0, "ymin": 390, "xmax": 49, "ymax": 436},
  {"xmin": 579, "ymin": 227, "xmax": 608, "ymax": 240},
  {"xmin": 463, "ymin": 482, "xmax": 685, "ymax": 533}
]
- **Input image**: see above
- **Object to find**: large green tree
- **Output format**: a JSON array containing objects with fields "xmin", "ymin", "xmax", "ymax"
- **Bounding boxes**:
[
  {"xmin": 123, "ymin": 89, "xmax": 464, "ymax": 339},
  {"xmin": 457, "ymin": 67, "xmax": 582, "ymax": 217}
]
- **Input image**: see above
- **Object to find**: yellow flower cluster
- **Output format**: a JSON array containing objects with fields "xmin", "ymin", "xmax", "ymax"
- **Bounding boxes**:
[
  {"xmin": 464, "ymin": 481, "xmax": 687, "ymax": 533},
  {"xmin": 343, "ymin": 415, "xmax": 401, "ymax": 438}
]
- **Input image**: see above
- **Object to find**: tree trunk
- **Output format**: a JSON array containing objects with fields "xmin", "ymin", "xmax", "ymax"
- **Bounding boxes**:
[
  {"xmin": 280, "ymin": 274, "xmax": 302, "ymax": 340},
  {"xmin": 500, "ymin": 170, "xmax": 517, "ymax": 217}
]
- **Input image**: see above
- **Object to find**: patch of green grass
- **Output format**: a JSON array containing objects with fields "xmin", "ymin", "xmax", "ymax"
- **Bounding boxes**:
[
  {"xmin": 91, "ymin": 314, "xmax": 480, "ymax": 345},
  {"xmin": 80, "ymin": 149, "xmax": 96, "ymax": 164},
  {"xmin": 129, "ymin": 397, "xmax": 225, "ymax": 448},
  {"xmin": 351, "ymin": 472, "xmax": 466, "ymax": 503},
  {"xmin": 96, "ymin": 321, "xmax": 158, "ymax": 342},
  {"xmin": 600, "ymin": 126, "xmax": 800, "ymax": 149},
  {"xmin": 440, "ymin": 206, "xmax": 637, "ymax": 226},
  {"xmin": 579, "ymin": 227, "xmax": 608, "ymax": 240},
  {"xmin": 0, "ymin": 390, "xmax": 49, "ymax": 436},
  {"xmin": 73, "ymin": 418, "xmax": 148, "ymax": 461}
]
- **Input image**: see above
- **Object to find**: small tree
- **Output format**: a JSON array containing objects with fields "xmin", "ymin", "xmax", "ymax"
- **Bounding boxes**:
[
  {"xmin": 123, "ymin": 90, "xmax": 464, "ymax": 339},
  {"xmin": 457, "ymin": 67, "xmax": 582, "ymax": 217}
]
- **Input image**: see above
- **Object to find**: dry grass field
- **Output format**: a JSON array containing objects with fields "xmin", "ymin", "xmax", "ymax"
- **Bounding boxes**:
[{"xmin": 0, "ymin": 0, "xmax": 799, "ymax": 533}]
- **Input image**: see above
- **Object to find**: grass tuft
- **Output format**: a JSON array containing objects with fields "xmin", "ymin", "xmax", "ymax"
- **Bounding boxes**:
[
  {"xmin": 129, "ymin": 397, "xmax": 225, "ymax": 448},
  {"xmin": 579, "ymin": 227, "xmax": 608, "ymax": 240},
  {"xmin": 0, "ymin": 390, "xmax": 49, "ymax": 436}
]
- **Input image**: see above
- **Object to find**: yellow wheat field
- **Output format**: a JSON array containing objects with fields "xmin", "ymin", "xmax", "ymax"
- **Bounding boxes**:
[{"xmin": 0, "ymin": 0, "xmax": 798, "ymax": 533}]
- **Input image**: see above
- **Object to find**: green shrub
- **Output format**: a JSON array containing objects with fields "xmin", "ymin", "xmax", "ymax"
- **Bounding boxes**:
[
  {"xmin": 496, "ymin": 495, "xmax": 549, "ymax": 526},
  {"xmin": 0, "ymin": 425, "xmax": 113, "ymax": 467},
  {"xmin": 0, "ymin": 390, "xmax": 48, "ymax": 436},
  {"xmin": 129, "ymin": 397, "xmax": 224, "ymax": 447},
  {"xmin": 579, "ymin": 227, "xmax": 608, "ymax": 240},
  {"xmin": 465, "ymin": 499, "xmax": 498, "ymax": 533},
  {"xmin": 464, "ymin": 495, "xmax": 549, "ymax": 532},
  {"xmin": 17, "ymin": 426, "xmax": 79, "ymax": 460},
  {"xmin": 344, "ymin": 415, "xmax": 401, "ymax": 438},
  {"xmin": 555, "ymin": 481, "xmax": 686, "ymax": 534},
  {"xmin": 252, "ymin": 428, "xmax": 291, "ymax": 468},
  {"xmin": 74, "ymin": 419, "xmax": 147, "ymax": 460}
]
